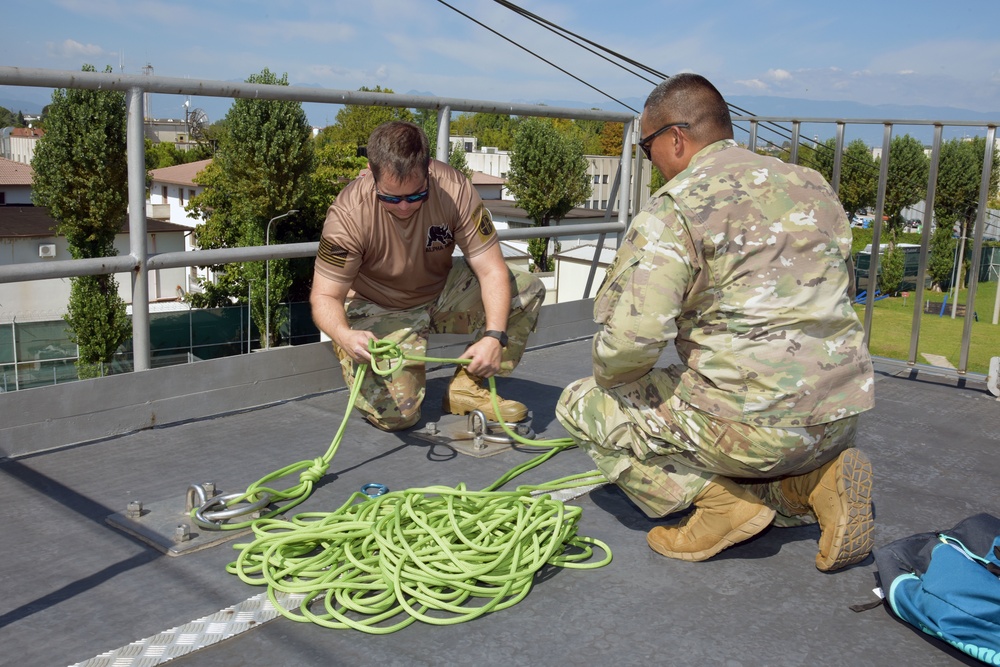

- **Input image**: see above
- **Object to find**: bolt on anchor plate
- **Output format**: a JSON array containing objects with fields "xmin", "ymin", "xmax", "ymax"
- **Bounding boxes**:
[{"xmin": 105, "ymin": 482, "xmax": 257, "ymax": 556}]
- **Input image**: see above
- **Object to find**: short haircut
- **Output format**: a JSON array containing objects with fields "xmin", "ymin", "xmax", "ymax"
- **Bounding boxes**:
[
  {"xmin": 366, "ymin": 121, "xmax": 431, "ymax": 183},
  {"xmin": 644, "ymin": 73, "xmax": 734, "ymax": 143}
]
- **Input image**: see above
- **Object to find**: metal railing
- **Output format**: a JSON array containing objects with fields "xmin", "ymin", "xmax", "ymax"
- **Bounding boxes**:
[
  {"xmin": 0, "ymin": 66, "xmax": 637, "ymax": 373},
  {"xmin": 1, "ymin": 66, "xmax": 998, "ymax": 377}
]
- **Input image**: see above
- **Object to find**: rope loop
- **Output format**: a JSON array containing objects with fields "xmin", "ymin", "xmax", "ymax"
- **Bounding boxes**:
[{"xmin": 367, "ymin": 339, "xmax": 406, "ymax": 376}]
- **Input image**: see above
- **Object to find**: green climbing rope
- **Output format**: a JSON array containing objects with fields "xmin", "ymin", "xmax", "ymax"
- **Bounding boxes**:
[{"xmin": 213, "ymin": 339, "xmax": 611, "ymax": 633}]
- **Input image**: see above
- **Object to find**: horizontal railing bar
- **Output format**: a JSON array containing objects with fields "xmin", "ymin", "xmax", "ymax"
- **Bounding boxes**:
[
  {"xmin": 0, "ymin": 66, "xmax": 634, "ymax": 123},
  {"xmin": 734, "ymin": 115, "xmax": 1000, "ymax": 127},
  {"xmin": 0, "ymin": 225, "xmax": 625, "ymax": 284}
]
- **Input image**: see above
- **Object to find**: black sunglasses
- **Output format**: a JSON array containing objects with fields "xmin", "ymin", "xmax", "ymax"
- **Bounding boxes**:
[
  {"xmin": 375, "ymin": 185, "xmax": 430, "ymax": 205},
  {"xmin": 639, "ymin": 122, "xmax": 689, "ymax": 160}
]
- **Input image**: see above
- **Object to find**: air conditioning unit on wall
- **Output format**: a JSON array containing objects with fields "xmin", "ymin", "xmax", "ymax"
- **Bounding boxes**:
[{"xmin": 38, "ymin": 243, "xmax": 56, "ymax": 258}]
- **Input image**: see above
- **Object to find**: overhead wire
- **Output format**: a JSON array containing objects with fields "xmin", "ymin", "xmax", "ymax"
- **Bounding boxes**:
[
  {"xmin": 431, "ymin": 0, "xmax": 638, "ymax": 113},
  {"xmin": 455, "ymin": 0, "xmax": 996, "ymax": 232}
]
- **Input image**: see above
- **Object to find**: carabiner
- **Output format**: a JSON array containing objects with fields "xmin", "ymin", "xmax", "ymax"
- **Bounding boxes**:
[{"xmin": 361, "ymin": 482, "xmax": 389, "ymax": 498}]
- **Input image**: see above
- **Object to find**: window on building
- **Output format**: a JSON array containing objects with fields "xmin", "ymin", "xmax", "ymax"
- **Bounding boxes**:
[
  {"xmin": 0, "ymin": 192, "xmax": 5, "ymax": 205},
  {"xmin": 593, "ymin": 175, "xmax": 600, "ymax": 184},
  {"xmin": 161, "ymin": 186, "xmax": 168, "ymax": 203},
  {"xmin": 601, "ymin": 200, "xmax": 607, "ymax": 208},
  {"xmin": 602, "ymin": 175, "xmax": 609, "ymax": 184},
  {"xmin": 179, "ymin": 188, "xmax": 184, "ymax": 205},
  {"xmin": 189, "ymin": 189, "xmax": 196, "ymax": 202}
]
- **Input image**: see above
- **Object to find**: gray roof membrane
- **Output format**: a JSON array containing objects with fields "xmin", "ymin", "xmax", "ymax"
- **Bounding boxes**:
[{"xmin": 1, "ymin": 338, "xmax": 997, "ymax": 667}]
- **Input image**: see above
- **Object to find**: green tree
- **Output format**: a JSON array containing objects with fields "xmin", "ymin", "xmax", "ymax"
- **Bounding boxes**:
[
  {"xmin": 31, "ymin": 64, "xmax": 131, "ymax": 378},
  {"xmin": 412, "ymin": 108, "xmax": 438, "ymax": 152},
  {"xmin": 450, "ymin": 112, "xmax": 518, "ymax": 150},
  {"xmin": 188, "ymin": 68, "xmax": 314, "ymax": 348},
  {"xmin": 507, "ymin": 118, "xmax": 590, "ymax": 271},
  {"xmin": 448, "ymin": 142, "xmax": 473, "ymax": 179},
  {"xmin": 839, "ymin": 139, "xmax": 879, "ymax": 219},
  {"xmin": 316, "ymin": 86, "xmax": 413, "ymax": 151},
  {"xmin": 933, "ymin": 137, "xmax": 998, "ymax": 295},
  {"xmin": 878, "ymin": 242, "xmax": 905, "ymax": 295},
  {"xmin": 927, "ymin": 218, "xmax": 957, "ymax": 291},
  {"xmin": 883, "ymin": 134, "xmax": 928, "ymax": 235},
  {"xmin": 806, "ymin": 138, "xmax": 877, "ymax": 218},
  {"xmin": 598, "ymin": 122, "xmax": 624, "ymax": 157},
  {"xmin": 0, "ymin": 106, "xmax": 17, "ymax": 127}
]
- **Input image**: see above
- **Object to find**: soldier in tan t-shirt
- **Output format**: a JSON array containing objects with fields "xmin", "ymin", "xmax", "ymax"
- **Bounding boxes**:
[{"xmin": 310, "ymin": 121, "xmax": 545, "ymax": 431}]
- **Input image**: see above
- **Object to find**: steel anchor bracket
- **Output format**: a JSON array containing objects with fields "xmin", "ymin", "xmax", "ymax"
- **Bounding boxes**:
[
  {"xmin": 411, "ymin": 409, "xmax": 535, "ymax": 457},
  {"xmin": 105, "ymin": 481, "xmax": 257, "ymax": 556}
]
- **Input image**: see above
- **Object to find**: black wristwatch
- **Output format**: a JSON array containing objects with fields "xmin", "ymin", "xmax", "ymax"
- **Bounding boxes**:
[{"xmin": 482, "ymin": 330, "xmax": 508, "ymax": 347}]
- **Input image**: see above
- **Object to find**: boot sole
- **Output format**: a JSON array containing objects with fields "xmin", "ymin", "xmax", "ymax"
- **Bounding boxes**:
[
  {"xmin": 647, "ymin": 506, "xmax": 776, "ymax": 562},
  {"xmin": 815, "ymin": 448, "xmax": 874, "ymax": 572}
]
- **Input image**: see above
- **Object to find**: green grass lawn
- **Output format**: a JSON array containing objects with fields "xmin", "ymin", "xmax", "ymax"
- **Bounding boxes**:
[{"xmin": 855, "ymin": 279, "xmax": 999, "ymax": 375}]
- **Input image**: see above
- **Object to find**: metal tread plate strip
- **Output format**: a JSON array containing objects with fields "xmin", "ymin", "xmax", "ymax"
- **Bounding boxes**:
[{"xmin": 70, "ymin": 591, "xmax": 305, "ymax": 667}]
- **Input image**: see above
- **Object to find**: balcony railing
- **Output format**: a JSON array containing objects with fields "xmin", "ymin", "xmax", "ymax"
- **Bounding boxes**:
[{"xmin": 1, "ymin": 66, "xmax": 998, "ymax": 381}]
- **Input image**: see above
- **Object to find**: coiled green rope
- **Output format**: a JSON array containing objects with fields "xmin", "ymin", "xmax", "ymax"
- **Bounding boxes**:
[{"xmin": 216, "ymin": 339, "xmax": 611, "ymax": 633}]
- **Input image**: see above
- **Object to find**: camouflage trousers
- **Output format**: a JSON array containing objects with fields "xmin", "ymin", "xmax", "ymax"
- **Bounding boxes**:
[
  {"xmin": 335, "ymin": 259, "xmax": 545, "ymax": 430},
  {"xmin": 556, "ymin": 368, "xmax": 860, "ymax": 522}
]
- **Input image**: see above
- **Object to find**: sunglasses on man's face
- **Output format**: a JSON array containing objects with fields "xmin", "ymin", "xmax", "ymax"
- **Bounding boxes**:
[
  {"xmin": 375, "ymin": 186, "xmax": 430, "ymax": 205},
  {"xmin": 638, "ymin": 122, "xmax": 689, "ymax": 160}
]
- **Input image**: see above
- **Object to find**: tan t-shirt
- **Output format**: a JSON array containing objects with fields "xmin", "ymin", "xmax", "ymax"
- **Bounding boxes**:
[{"xmin": 315, "ymin": 160, "xmax": 498, "ymax": 309}]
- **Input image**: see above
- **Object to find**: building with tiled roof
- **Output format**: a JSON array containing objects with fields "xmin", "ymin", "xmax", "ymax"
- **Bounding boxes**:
[
  {"xmin": 0, "ymin": 156, "xmax": 34, "ymax": 205},
  {"xmin": 0, "ymin": 126, "xmax": 44, "ymax": 165}
]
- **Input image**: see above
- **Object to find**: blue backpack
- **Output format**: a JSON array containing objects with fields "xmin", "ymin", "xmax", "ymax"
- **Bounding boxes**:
[{"xmin": 869, "ymin": 513, "xmax": 1000, "ymax": 664}]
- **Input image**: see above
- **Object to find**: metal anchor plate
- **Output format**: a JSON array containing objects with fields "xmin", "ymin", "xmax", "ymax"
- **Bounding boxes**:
[
  {"xmin": 105, "ymin": 483, "xmax": 255, "ymax": 556},
  {"xmin": 410, "ymin": 410, "xmax": 535, "ymax": 458}
]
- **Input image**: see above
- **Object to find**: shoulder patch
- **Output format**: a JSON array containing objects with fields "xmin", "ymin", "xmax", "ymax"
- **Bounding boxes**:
[
  {"xmin": 477, "ymin": 204, "xmax": 496, "ymax": 239},
  {"xmin": 317, "ymin": 237, "xmax": 349, "ymax": 268}
]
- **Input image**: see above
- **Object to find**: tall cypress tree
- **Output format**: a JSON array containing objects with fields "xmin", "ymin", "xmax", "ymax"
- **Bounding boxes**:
[
  {"xmin": 31, "ymin": 64, "xmax": 131, "ymax": 379},
  {"xmin": 188, "ymin": 68, "xmax": 314, "ymax": 348}
]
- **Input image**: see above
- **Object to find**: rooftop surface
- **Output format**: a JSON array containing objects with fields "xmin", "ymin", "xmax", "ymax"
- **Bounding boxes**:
[{"xmin": 2, "ymin": 336, "xmax": 997, "ymax": 667}]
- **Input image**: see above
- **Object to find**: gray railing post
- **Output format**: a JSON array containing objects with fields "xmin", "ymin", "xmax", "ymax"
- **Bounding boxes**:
[
  {"xmin": 958, "ymin": 125, "xmax": 997, "ymax": 372},
  {"xmin": 436, "ymin": 106, "xmax": 452, "ymax": 161},
  {"xmin": 126, "ymin": 87, "xmax": 150, "ymax": 372}
]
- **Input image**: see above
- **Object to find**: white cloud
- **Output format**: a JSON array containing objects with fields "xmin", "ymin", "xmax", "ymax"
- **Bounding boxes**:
[
  {"xmin": 767, "ymin": 69, "xmax": 793, "ymax": 82},
  {"xmin": 735, "ymin": 78, "xmax": 769, "ymax": 91},
  {"xmin": 48, "ymin": 39, "xmax": 106, "ymax": 59}
]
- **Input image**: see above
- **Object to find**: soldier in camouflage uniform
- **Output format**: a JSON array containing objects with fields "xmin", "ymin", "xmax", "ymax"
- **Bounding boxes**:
[
  {"xmin": 556, "ymin": 74, "xmax": 875, "ymax": 571},
  {"xmin": 311, "ymin": 121, "xmax": 545, "ymax": 431}
]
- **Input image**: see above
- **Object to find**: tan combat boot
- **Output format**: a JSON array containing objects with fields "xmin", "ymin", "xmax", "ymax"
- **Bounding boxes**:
[
  {"xmin": 442, "ymin": 366, "xmax": 528, "ymax": 423},
  {"xmin": 646, "ymin": 477, "xmax": 776, "ymax": 562},
  {"xmin": 780, "ymin": 448, "xmax": 874, "ymax": 572}
]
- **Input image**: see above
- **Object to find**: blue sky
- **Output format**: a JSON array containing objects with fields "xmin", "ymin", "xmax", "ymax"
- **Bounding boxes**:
[{"xmin": 3, "ymin": 0, "xmax": 1000, "ymax": 127}]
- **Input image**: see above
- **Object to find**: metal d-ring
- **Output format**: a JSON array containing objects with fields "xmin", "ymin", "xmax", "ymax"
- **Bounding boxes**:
[
  {"xmin": 361, "ymin": 483, "xmax": 389, "ymax": 498},
  {"xmin": 465, "ymin": 409, "xmax": 534, "ymax": 444},
  {"xmin": 193, "ymin": 492, "xmax": 273, "ymax": 529}
]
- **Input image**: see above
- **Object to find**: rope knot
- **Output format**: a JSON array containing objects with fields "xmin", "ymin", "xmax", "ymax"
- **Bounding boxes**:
[{"xmin": 299, "ymin": 457, "xmax": 328, "ymax": 484}]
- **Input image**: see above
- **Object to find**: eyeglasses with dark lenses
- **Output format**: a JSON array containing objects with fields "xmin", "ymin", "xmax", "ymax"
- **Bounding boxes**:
[
  {"xmin": 639, "ymin": 122, "xmax": 689, "ymax": 160},
  {"xmin": 375, "ymin": 188, "xmax": 430, "ymax": 205}
]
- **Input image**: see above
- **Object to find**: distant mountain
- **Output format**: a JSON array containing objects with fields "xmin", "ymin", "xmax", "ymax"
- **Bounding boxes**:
[
  {"xmin": 7, "ymin": 82, "xmax": 998, "ymax": 146},
  {"xmin": 0, "ymin": 91, "xmax": 47, "ymax": 115}
]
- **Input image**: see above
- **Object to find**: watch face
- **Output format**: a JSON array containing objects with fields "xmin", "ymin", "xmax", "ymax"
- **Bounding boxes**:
[{"xmin": 486, "ymin": 330, "xmax": 507, "ymax": 346}]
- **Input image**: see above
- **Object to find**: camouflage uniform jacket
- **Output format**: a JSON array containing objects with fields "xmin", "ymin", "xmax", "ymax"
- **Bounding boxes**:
[{"xmin": 592, "ymin": 139, "xmax": 874, "ymax": 427}]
